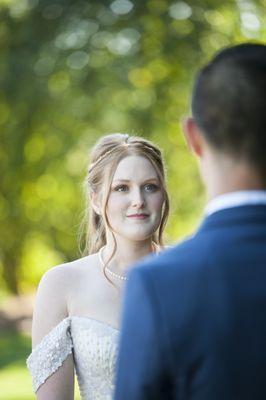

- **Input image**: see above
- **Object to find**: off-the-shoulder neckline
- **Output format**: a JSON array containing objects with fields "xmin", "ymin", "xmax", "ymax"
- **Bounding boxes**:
[
  {"xmin": 28, "ymin": 316, "xmax": 119, "ymax": 361},
  {"xmin": 68, "ymin": 315, "xmax": 119, "ymax": 332}
]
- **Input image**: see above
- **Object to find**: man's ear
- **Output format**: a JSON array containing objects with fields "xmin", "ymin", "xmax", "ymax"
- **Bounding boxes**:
[
  {"xmin": 90, "ymin": 191, "xmax": 101, "ymax": 215},
  {"xmin": 182, "ymin": 117, "xmax": 204, "ymax": 157}
]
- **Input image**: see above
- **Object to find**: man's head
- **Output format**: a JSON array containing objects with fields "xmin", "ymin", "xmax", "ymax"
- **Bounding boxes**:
[{"xmin": 183, "ymin": 43, "xmax": 266, "ymax": 196}]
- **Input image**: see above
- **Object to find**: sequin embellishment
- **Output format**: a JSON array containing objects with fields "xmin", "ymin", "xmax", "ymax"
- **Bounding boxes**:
[
  {"xmin": 26, "ymin": 316, "xmax": 119, "ymax": 399},
  {"xmin": 26, "ymin": 317, "xmax": 73, "ymax": 392}
]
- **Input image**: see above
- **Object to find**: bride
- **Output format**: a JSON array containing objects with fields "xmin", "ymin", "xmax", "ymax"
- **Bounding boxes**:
[{"xmin": 26, "ymin": 133, "xmax": 170, "ymax": 399}]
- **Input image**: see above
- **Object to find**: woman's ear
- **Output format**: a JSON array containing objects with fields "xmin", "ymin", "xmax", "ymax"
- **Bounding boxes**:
[{"xmin": 90, "ymin": 191, "xmax": 101, "ymax": 215}]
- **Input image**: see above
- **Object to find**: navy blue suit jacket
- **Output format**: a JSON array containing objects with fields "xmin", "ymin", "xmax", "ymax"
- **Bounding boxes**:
[{"xmin": 115, "ymin": 205, "xmax": 266, "ymax": 400}]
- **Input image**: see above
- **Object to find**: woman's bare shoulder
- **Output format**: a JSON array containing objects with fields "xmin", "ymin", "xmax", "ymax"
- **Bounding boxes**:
[
  {"xmin": 32, "ymin": 255, "xmax": 98, "ymax": 344},
  {"xmin": 41, "ymin": 253, "xmax": 98, "ymax": 283},
  {"xmin": 66, "ymin": 253, "xmax": 99, "ymax": 271}
]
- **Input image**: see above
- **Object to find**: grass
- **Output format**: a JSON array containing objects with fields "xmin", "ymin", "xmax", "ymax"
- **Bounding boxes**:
[
  {"xmin": 0, "ymin": 364, "xmax": 35, "ymax": 400},
  {"xmin": 0, "ymin": 330, "xmax": 81, "ymax": 399}
]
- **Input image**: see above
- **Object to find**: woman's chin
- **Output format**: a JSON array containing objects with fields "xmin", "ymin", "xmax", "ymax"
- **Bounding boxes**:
[{"xmin": 120, "ymin": 229, "xmax": 157, "ymax": 242}]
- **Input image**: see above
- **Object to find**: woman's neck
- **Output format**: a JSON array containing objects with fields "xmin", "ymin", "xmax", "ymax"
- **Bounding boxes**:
[{"xmin": 103, "ymin": 237, "xmax": 155, "ymax": 273}]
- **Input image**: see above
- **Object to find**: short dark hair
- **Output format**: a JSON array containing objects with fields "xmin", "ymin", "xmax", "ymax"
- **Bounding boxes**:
[{"xmin": 192, "ymin": 43, "xmax": 266, "ymax": 173}]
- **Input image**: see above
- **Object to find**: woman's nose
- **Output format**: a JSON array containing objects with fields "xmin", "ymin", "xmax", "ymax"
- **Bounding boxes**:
[{"xmin": 131, "ymin": 189, "xmax": 145, "ymax": 208}]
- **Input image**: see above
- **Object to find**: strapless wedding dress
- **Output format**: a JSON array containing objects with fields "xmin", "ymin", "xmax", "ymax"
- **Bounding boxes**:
[{"xmin": 26, "ymin": 316, "xmax": 119, "ymax": 399}]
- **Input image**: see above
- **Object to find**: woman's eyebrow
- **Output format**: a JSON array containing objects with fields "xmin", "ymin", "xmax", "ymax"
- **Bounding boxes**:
[
  {"xmin": 142, "ymin": 178, "xmax": 159, "ymax": 183},
  {"xmin": 112, "ymin": 179, "xmax": 130, "ymax": 183},
  {"xmin": 112, "ymin": 178, "xmax": 159, "ymax": 183}
]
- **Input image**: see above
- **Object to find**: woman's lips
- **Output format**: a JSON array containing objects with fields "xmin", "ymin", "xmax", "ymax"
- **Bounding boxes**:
[{"xmin": 127, "ymin": 214, "xmax": 149, "ymax": 219}]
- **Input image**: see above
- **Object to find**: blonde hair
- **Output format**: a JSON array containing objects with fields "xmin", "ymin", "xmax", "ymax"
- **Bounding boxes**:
[{"xmin": 79, "ymin": 133, "xmax": 169, "ymax": 278}]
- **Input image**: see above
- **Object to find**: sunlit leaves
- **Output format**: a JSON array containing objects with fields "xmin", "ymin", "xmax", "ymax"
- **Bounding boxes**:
[{"xmin": 1, "ymin": 0, "xmax": 266, "ymax": 293}]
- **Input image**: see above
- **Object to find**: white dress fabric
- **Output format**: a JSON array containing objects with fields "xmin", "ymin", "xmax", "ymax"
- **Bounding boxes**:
[{"xmin": 26, "ymin": 316, "xmax": 119, "ymax": 400}]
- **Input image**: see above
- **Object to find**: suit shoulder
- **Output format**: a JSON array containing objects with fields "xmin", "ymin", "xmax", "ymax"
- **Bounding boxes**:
[{"xmin": 129, "ymin": 233, "xmax": 211, "ymax": 289}]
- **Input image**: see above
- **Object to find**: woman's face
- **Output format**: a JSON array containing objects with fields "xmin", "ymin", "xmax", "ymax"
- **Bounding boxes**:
[{"xmin": 106, "ymin": 155, "xmax": 164, "ymax": 242}]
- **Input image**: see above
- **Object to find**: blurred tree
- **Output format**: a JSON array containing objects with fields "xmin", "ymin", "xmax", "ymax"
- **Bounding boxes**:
[{"xmin": 0, "ymin": 0, "xmax": 265, "ymax": 293}]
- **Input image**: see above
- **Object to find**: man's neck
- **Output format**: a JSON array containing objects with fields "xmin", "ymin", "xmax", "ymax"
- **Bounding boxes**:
[
  {"xmin": 204, "ymin": 158, "xmax": 265, "ymax": 201},
  {"xmin": 208, "ymin": 181, "xmax": 265, "ymax": 201}
]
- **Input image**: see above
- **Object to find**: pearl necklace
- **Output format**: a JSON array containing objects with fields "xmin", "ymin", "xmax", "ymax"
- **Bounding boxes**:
[
  {"xmin": 98, "ymin": 244, "xmax": 160, "ymax": 282},
  {"xmin": 98, "ymin": 247, "xmax": 128, "ymax": 281}
]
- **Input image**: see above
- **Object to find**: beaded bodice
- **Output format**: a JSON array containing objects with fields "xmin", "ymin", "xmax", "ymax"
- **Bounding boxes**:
[{"xmin": 26, "ymin": 316, "xmax": 119, "ymax": 400}]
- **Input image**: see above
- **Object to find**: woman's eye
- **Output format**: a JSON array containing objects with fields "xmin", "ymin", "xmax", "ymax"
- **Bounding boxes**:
[
  {"xmin": 114, "ymin": 185, "xmax": 128, "ymax": 192},
  {"xmin": 144, "ymin": 184, "xmax": 158, "ymax": 192}
]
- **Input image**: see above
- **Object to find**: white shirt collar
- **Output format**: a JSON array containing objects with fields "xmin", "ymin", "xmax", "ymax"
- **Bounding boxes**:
[{"xmin": 205, "ymin": 190, "xmax": 266, "ymax": 217}]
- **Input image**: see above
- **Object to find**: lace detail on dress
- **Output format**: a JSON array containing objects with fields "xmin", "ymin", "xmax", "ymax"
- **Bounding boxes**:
[
  {"xmin": 71, "ymin": 316, "xmax": 119, "ymax": 400},
  {"xmin": 26, "ymin": 316, "xmax": 119, "ymax": 400},
  {"xmin": 26, "ymin": 317, "xmax": 73, "ymax": 392}
]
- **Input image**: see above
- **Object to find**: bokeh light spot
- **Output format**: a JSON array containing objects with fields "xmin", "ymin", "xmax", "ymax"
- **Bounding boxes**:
[
  {"xmin": 48, "ymin": 71, "xmax": 70, "ymax": 94},
  {"xmin": 67, "ymin": 51, "xmax": 89, "ymax": 70},
  {"xmin": 24, "ymin": 135, "xmax": 45, "ymax": 162},
  {"xmin": 89, "ymin": 50, "xmax": 111, "ymax": 68},
  {"xmin": 169, "ymin": 1, "xmax": 192, "ymax": 20},
  {"xmin": 91, "ymin": 31, "xmax": 113, "ymax": 49},
  {"xmin": 66, "ymin": 149, "xmax": 87, "ymax": 176},
  {"xmin": 34, "ymin": 56, "xmax": 55, "ymax": 76},
  {"xmin": 8, "ymin": 0, "xmax": 38, "ymax": 18},
  {"xmin": 128, "ymin": 68, "xmax": 153, "ymax": 88},
  {"xmin": 131, "ymin": 89, "xmax": 156, "ymax": 110},
  {"xmin": 110, "ymin": 0, "xmax": 133, "ymax": 15},
  {"xmin": 36, "ymin": 174, "xmax": 58, "ymax": 200},
  {"xmin": 20, "ymin": 233, "xmax": 64, "ymax": 286},
  {"xmin": 55, "ymin": 20, "xmax": 98, "ymax": 50},
  {"xmin": 241, "ymin": 12, "xmax": 260, "ymax": 31}
]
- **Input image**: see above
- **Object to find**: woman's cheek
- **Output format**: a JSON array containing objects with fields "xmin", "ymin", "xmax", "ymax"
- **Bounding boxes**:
[
  {"xmin": 150, "ymin": 192, "xmax": 164, "ymax": 210},
  {"xmin": 107, "ymin": 193, "xmax": 126, "ymax": 213}
]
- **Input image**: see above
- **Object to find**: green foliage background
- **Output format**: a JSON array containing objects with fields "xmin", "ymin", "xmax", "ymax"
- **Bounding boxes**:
[{"xmin": 1, "ymin": 0, "xmax": 266, "ymax": 295}]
